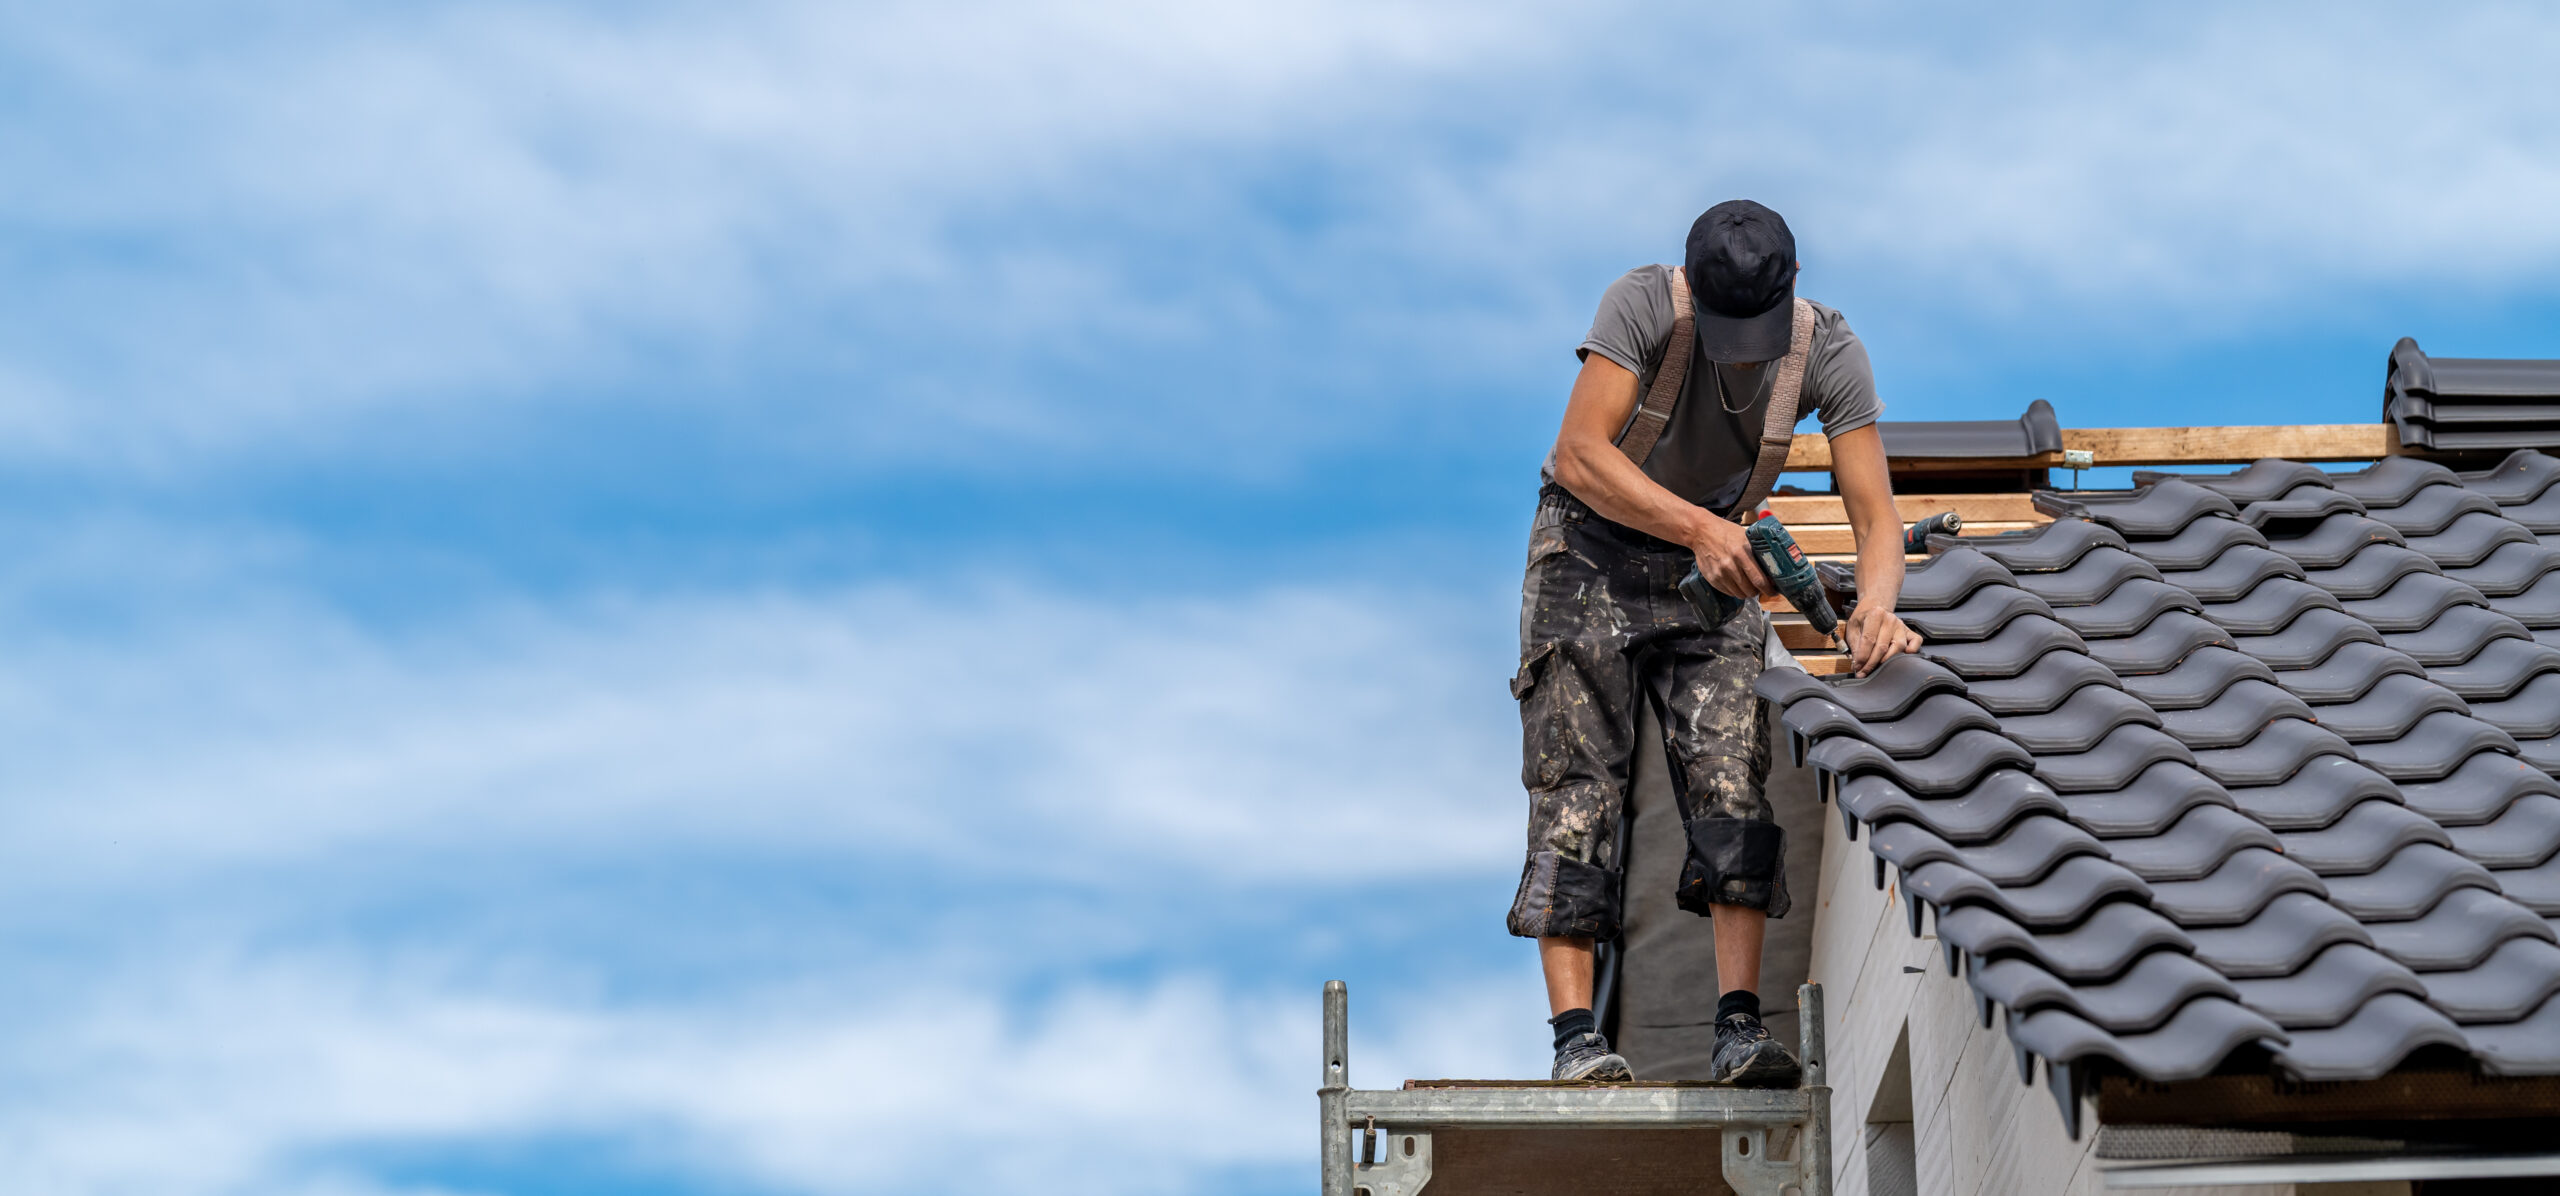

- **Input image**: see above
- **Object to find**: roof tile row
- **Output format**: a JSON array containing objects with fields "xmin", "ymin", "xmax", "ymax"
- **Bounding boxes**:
[{"xmin": 1763, "ymin": 448, "xmax": 2560, "ymax": 1107}]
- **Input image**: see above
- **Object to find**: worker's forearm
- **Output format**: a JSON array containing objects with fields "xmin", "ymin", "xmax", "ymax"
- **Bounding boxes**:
[
  {"xmin": 1852, "ymin": 514, "xmax": 1905, "ymax": 611},
  {"xmin": 1552, "ymin": 439, "xmax": 1719, "ymax": 545}
]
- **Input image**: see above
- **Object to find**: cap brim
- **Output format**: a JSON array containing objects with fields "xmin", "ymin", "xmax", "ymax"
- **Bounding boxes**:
[{"xmin": 1691, "ymin": 295, "xmax": 1794, "ymax": 364}]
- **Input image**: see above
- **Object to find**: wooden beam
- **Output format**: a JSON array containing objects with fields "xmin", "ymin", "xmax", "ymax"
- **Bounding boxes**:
[
  {"xmin": 1774, "ymin": 621, "xmax": 1838, "ymax": 651},
  {"xmin": 1789, "ymin": 521, "xmax": 2046, "ymax": 555},
  {"xmin": 1794, "ymin": 653, "xmax": 1855, "ymax": 675},
  {"xmin": 1784, "ymin": 423, "xmax": 2400, "ymax": 472},
  {"xmin": 1763, "ymin": 494, "xmax": 2045, "ymax": 525}
]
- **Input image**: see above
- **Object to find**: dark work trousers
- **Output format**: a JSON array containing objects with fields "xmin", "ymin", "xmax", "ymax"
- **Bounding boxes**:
[{"xmin": 1505, "ymin": 486, "xmax": 1786, "ymax": 943}]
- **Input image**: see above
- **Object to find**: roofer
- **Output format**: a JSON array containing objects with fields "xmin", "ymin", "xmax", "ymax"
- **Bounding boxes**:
[{"xmin": 1510, "ymin": 200, "xmax": 1922, "ymax": 1085}]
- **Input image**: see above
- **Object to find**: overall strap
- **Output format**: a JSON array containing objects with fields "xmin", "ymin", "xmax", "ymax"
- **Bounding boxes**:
[
  {"xmin": 1721, "ymin": 297, "xmax": 1818, "ymax": 523},
  {"xmin": 1614, "ymin": 266, "xmax": 1693, "ymax": 467}
]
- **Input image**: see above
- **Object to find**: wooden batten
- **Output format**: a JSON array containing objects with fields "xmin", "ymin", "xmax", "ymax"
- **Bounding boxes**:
[{"xmin": 1782, "ymin": 423, "xmax": 2400, "ymax": 473}]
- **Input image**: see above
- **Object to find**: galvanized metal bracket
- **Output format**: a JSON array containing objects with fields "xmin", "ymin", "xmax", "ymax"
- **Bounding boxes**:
[
  {"xmin": 1352, "ymin": 1123, "xmax": 1433, "ymax": 1196},
  {"xmin": 1721, "ymin": 1125, "xmax": 1807, "ymax": 1196}
]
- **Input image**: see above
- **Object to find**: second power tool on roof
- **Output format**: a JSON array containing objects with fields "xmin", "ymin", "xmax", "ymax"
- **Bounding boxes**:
[{"xmin": 1679, "ymin": 518, "xmax": 1841, "ymax": 643}]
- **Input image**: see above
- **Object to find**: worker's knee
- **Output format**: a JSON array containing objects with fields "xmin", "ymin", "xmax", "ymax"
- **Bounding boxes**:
[
  {"xmin": 1507, "ymin": 850, "xmax": 1621, "ymax": 941},
  {"xmin": 1677, "ymin": 817, "xmax": 1790, "ymax": 919}
]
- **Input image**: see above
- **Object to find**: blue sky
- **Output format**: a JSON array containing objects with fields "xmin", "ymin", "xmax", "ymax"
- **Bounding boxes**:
[{"xmin": 4, "ymin": 2, "xmax": 2560, "ymax": 1192}]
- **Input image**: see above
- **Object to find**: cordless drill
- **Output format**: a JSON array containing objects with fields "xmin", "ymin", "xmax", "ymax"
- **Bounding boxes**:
[{"xmin": 1679, "ymin": 518, "xmax": 1843, "ymax": 645}]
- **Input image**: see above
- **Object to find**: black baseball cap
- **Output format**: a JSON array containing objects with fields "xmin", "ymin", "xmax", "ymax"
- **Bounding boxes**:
[{"xmin": 1684, "ymin": 200, "xmax": 1798, "ymax": 362}]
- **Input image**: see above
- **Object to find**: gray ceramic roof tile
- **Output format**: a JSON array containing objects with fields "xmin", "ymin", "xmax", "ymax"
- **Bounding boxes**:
[
  {"xmin": 2376, "ymin": 604, "xmax": 2532, "ymax": 666},
  {"xmin": 2464, "ymin": 994, "xmax": 2560, "ymax": 1075},
  {"xmin": 2264, "ymin": 513, "xmax": 2407, "ymax": 570},
  {"xmin": 1997, "ymin": 684, "xmax": 2162, "ymax": 754},
  {"xmin": 2268, "ymin": 640, "xmax": 2427, "ymax": 703},
  {"xmin": 2010, "ymin": 999, "xmax": 2285, "ymax": 1082},
  {"xmin": 2335, "ymin": 572, "xmax": 2489, "ymax": 631},
  {"xmin": 2228, "ymin": 944, "xmax": 2429, "ymax": 1029},
  {"xmin": 2155, "ymin": 680, "xmax": 2315, "ymax": 749},
  {"xmin": 1869, "ymin": 814, "xmax": 2106, "ymax": 887},
  {"xmin": 2241, "ymin": 486, "xmax": 2369, "ymax": 528},
  {"xmin": 1890, "ymin": 547, "xmax": 2019, "ymax": 610},
  {"xmin": 2303, "ymin": 544, "xmax": 2442, "ymax": 600},
  {"xmin": 2497, "ymin": 485, "xmax": 2560, "ymax": 533},
  {"xmin": 1898, "ymin": 583, "xmax": 2056, "ymax": 643},
  {"xmin": 2159, "ymin": 545, "xmax": 2309, "ymax": 603},
  {"xmin": 2278, "ymin": 800, "xmax": 2453, "ymax": 875},
  {"xmin": 2139, "ymin": 459, "xmax": 2331, "ymax": 504},
  {"xmin": 2366, "ymin": 484, "xmax": 2503, "ymax": 536},
  {"xmin": 1939, "ymin": 899, "xmax": 2194, "ymax": 982},
  {"xmin": 2454, "ymin": 449, "xmax": 2560, "ymax": 505},
  {"xmin": 2352, "ymin": 712, "xmax": 2521, "ymax": 782},
  {"xmin": 2485, "ymin": 571, "xmax": 2560, "ymax": 630},
  {"xmin": 1776, "ymin": 457, "xmax": 2560, "ymax": 1085},
  {"xmin": 2117, "ymin": 646, "xmax": 2281, "ymax": 710},
  {"xmin": 2440, "ymin": 540, "xmax": 2560, "ymax": 597},
  {"xmin": 1838, "ymin": 770, "xmax": 2068, "ymax": 843},
  {"xmin": 1963, "ymin": 651, "xmax": 2125, "ymax": 716},
  {"xmin": 2515, "ymin": 735, "xmax": 2560, "ymax": 776},
  {"xmin": 2320, "ymin": 844, "xmax": 2498, "ymax": 922},
  {"xmin": 2104, "ymin": 804, "xmax": 2282, "ymax": 882},
  {"xmin": 2036, "ymin": 480, "xmax": 2241, "ymax": 539},
  {"xmin": 2403, "ymin": 510, "xmax": 2538, "ymax": 567},
  {"xmin": 2186, "ymin": 891, "xmax": 2372, "ymax": 978},
  {"xmin": 2271, "ymin": 994, "xmax": 2468, "ymax": 1082},
  {"xmin": 2365, "ymin": 887, "xmax": 2554, "ymax": 971},
  {"xmin": 2490, "ymin": 856, "xmax": 2560, "ymax": 915},
  {"xmin": 2230, "ymin": 607, "xmax": 2386, "ymax": 669},
  {"xmin": 2222, "ymin": 755, "xmax": 2402, "ymax": 831},
  {"xmin": 2187, "ymin": 719, "xmax": 2356, "ymax": 788},
  {"xmin": 2198, "ymin": 578, "xmax": 2344, "ymax": 635},
  {"xmin": 1921, "ymin": 615, "xmax": 2089, "ymax": 679},
  {"xmin": 1779, "ymin": 692, "xmax": 2001, "ymax": 760},
  {"xmin": 2034, "ymin": 724, "xmax": 2198, "ymax": 793},
  {"xmin": 2119, "ymin": 516, "xmax": 2273, "ymax": 572},
  {"xmin": 1810, "ymin": 729, "xmax": 2034, "ymax": 796},
  {"xmin": 2145, "ymin": 848, "xmax": 2327, "ymax": 927},
  {"xmin": 2396, "ymin": 752, "xmax": 2560, "ymax": 826},
  {"xmin": 1960, "ymin": 518, "xmax": 2128, "ymax": 573},
  {"xmin": 2422, "ymin": 636, "xmax": 2560, "ymax": 700},
  {"xmin": 2064, "ymin": 761, "xmax": 2232, "ymax": 838},
  {"xmin": 2011, "ymin": 547, "xmax": 2166, "ymax": 607},
  {"xmin": 2331, "ymin": 456, "xmax": 2465, "ymax": 506},
  {"xmin": 1906, "ymin": 855, "xmax": 2154, "ymax": 929},
  {"xmin": 2443, "ymin": 794, "xmax": 2560, "ymax": 868},
  {"xmin": 2300, "ymin": 673, "xmax": 2469, "ymax": 743},
  {"xmin": 1759, "ymin": 653, "xmax": 1965, "ymax": 720},
  {"xmin": 2047, "ymin": 579, "xmax": 2202, "ymax": 638},
  {"xmin": 1973, "ymin": 951, "xmax": 2238, "ymax": 1033},
  {"xmin": 2083, "ymin": 611, "xmax": 2236, "ymax": 674},
  {"xmin": 2419, "ymin": 937, "xmax": 2560, "ymax": 1023}
]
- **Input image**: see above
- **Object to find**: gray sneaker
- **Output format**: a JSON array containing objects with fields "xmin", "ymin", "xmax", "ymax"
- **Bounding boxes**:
[
  {"xmin": 1552, "ymin": 1031, "xmax": 1633, "ymax": 1082},
  {"xmin": 1711, "ymin": 1012, "xmax": 1801, "ymax": 1087}
]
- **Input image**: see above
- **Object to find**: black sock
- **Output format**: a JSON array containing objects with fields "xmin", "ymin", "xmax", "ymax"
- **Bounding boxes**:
[
  {"xmin": 1549, "ymin": 1008, "xmax": 1597, "ymax": 1050},
  {"xmin": 1716, "ymin": 989, "xmax": 1760, "ymax": 1023}
]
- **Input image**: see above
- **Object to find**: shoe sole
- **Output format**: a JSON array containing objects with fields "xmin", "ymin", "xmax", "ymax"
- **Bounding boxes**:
[
  {"xmin": 1556, "ymin": 1053, "xmax": 1634, "ymax": 1082},
  {"xmin": 1716, "ymin": 1042, "xmax": 1802, "ymax": 1088}
]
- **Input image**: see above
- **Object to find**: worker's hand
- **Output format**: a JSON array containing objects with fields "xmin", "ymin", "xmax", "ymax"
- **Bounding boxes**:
[
  {"xmin": 1843, "ymin": 603, "xmax": 1923, "ymax": 677},
  {"xmin": 1689, "ymin": 518, "xmax": 1775, "ymax": 600}
]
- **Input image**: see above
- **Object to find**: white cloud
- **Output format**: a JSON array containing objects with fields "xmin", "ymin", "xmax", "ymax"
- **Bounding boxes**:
[
  {"xmin": 0, "ymin": 947, "xmax": 1542, "ymax": 1195},
  {"xmin": 13, "ymin": 2, "xmax": 2560, "ymax": 472},
  {"xmin": 0, "ymin": 562, "xmax": 1519, "ymax": 897}
]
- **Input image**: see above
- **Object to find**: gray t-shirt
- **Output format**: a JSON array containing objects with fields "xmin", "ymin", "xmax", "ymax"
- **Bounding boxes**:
[{"xmin": 1564, "ymin": 264, "xmax": 1882, "ymax": 511}]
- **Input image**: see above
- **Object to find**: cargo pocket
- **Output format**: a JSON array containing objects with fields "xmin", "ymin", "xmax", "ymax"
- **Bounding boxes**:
[{"xmin": 1513, "ymin": 641, "xmax": 1569, "ymax": 791}]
